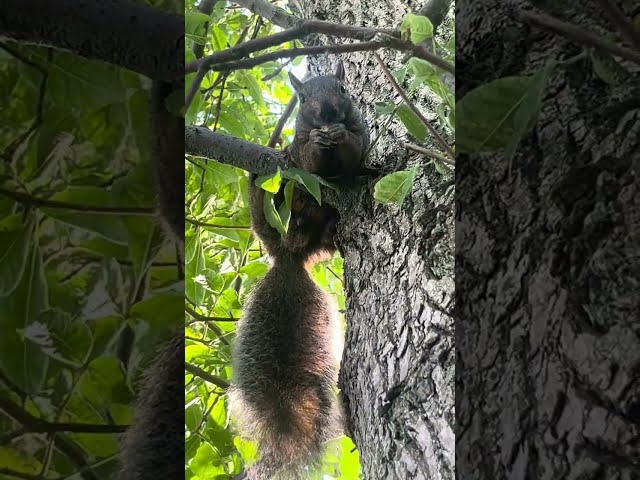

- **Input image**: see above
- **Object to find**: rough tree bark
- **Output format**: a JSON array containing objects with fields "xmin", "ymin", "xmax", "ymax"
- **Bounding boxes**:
[
  {"xmin": 283, "ymin": 1, "xmax": 456, "ymax": 479},
  {"xmin": 457, "ymin": 1, "xmax": 640, "ymax": 479}
]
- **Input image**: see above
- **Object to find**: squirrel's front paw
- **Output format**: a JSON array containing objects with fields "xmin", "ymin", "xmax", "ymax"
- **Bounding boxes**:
[
  {"xmin": 309, "ymin": 129, "xmax": 336, "ymax": 149},
  {"xmin": 325, "ymin": 123, "xmax": 348, "ymax": 142}
]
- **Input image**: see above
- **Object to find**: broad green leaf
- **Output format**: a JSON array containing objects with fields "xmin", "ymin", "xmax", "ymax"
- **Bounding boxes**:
[
  {"xmin": 407, "ymin": 57, "xmax": 438, "ymax": 80},
  {"xmin": 186, "ymin": 234, "xmax": 206, "ymax": 305},
  {"xmin": 254, "ymin": 168, "xmax": 282, "ymax": 193},
  {"xmin": 400, "ymin": 13, "xmax": 434, "ymax": 44},
  {"xmin": 21, "ymin": 309, "xmax": 93, "ymax": 368},
  {"xmin": 396, "ymin": 104, "xmax": 428, "ymax": 141},
  {"xmin": 456, "ymin": 64, "xmax": 556, "ymax": 154},
  {"xmin": 129, "ymin": 292, "xmax": 184, "ymax": 329},
  {"xmin": 185, "ymin": 12, "xmax": 211, "ymax": 35},
  {"xmin": 0, "ymin": 447, "xmax": 41, "ymax": 475},
  {"xmin": 373, "ymin": 167, "xmax": 419, "ymax": 204},
  {"xmin": 281, "ymin": 168, "xmax": 334, "ymax": 205},
  {"xmin": 590, "ymin": 50, "xmax": 627, "ymax": 86},
  {"xmin": 191, "ymin": 443, "xmax": 225, "ymax": 477},
  {"xmin": 262, "ymin": 191, "xmax": 286, "ymax": 235},
  {"xmin": 0, "ymin": 219, "xmax": 33, "ymax": 296},
  {"xmin": 240, "ymin": 72, "xmax": 266, "ymax": 110},
  {"xmin": 43, "ymin": 187, "xmax": 135, "ymax": 244},
  {"xmin": 375, "ymin": 101, "xmax": 396, "ymax": 117},
  {"xmin": 277, "ymin": 180, "xmax": 296, "ymax": 233},
  {"xmin": 0, "ymin": 244, "xmax": 49, "ymax": 393}
]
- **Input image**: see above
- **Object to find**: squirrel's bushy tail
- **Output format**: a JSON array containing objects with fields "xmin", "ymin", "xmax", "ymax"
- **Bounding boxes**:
[{"xmin": 229, "ymin": 258, "xmax": 343, "ymax": 479}]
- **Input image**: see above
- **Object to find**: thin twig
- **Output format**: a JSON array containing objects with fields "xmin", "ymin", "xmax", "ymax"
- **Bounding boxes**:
[
  {"xmin": 595, "ymin": 0, "xmax": 640, "ymax": 51},
  {"xmin": 404, "ymin": 142, "xmax": 455, "ymax": 166},
  {"xmin": 185, "ymin": 306, "xmax": 231, "ymax": 345},
  {"xmin": 268, "ymin": 95, "xmax": 298, "ymax": 148},
  {"xmin": 215, "ymin": 40, "xmax": 389, "ymax": 72},
  {"xmin": 185, "ymin": 66, "xmax": 208, "ymax": 111},
  {"xmin": 185, "ymin": 20, "xmax": 454, "ymax": 74},
  {"xmin": 520, "ymin": 10, "xmax": 640, "ymax": 66},
  {"xmin": 212, "ymin": 75, "xmax": 228, "ymax": 131},
  {"xmin": 185, "ymin": 362, "xmax": 231, "ymax": 390},
  {"xmin": 374, "ymin": 53, "xmax": 455, "ymax": 160},
  {"xmin": 261, "ymin": 58, "xmax": 294, "ymax": 81},
  {"xmin": 0, "ymin": 188, "xmax": 154, "ymax": 215},
  {"xmin": 186, "ymin": 217, "xmax": 252, "ymax": 229}
]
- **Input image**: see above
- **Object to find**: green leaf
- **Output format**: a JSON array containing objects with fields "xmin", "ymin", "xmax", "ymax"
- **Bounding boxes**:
[
  {"xmin": 396, "ymin": 104, "xmax": 428, "ymax": 141},
  {"xmin": 277, "ymin": 180, "xmax": 296, "ymax": 233},
  {"xmin": 590, "ymin": 50, "xmax": 627, "ymax": 86},
  {"xmin": 21, "ymin": 309, "xmax": 93, "ymax": 368},
  {"xmin": 254, "ymin": 168, "xmax": 282, "ymax": 193},
  {"xmin": 374, "ymin": 101, "xmax": 396, "ymax": 117},
  {"xmin": 186, "ymin": 235, "xmax": 206, "ymax": 305},
  {"xmin": 373, "ymin": 167, "xmax": 419, "ymax": 205},
  {"xmin": 130, "ymin": 292, "xmax": 184, "ymax": 330},
  {"xmin": 400, "ymin": 13, "xmax": 434, "ymax": 44},
  {"xmin": 262, "ymin": 191, "xmax": 286, "ymax": 235},
  {"xmin": 43, "ymin": 187, "xmax": 134, "ymax": 244},
  {"xmin": 456, "ymin": 63, "xmax": 556, "ymax": 154},
  {"xmin": 281, "ymin": 168, "xmax": 333, "ymax": 205},
  {"xmin": 240, "ymin": 72, "xmax": 266, "ymax": 110},
  {"xmin": 0, "ymin": 219, "xmax": 33, "ymax": 296},
  {"xmin": 185, "ymin": 12, "xmax": 211, "ymax": 35},
  {"xmin": 0, "ymin": 244, "xmax": 49, "ymax": 393}
]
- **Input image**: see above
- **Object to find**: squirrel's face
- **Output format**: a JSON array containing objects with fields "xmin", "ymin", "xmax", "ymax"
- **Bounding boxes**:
[{"xmin": 294, "ymin": 75, "xmax": 353, "ymax": 129}]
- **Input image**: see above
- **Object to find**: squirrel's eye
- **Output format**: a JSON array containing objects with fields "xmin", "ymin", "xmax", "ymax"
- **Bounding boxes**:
[
  {"xmin": 299, "ymin": 92, "xmax": 306, "ymax": 103},
  {"xmin": 340, "ymin": 84, "xmax": 346, "ymax": 94}
]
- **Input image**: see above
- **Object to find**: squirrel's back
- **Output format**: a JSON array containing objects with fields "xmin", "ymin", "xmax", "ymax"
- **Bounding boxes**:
[{"xmin": 229, "ymin": 256, "xmax": 343, "ymax": 478}]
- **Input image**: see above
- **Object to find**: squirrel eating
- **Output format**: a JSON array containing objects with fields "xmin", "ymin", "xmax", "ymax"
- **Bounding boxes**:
[{"xmin": 229, "ymin": 63, "xmax": 370, "ymax": 479}]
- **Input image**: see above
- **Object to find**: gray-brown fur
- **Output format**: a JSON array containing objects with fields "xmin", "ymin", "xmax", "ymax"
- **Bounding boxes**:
[
  {"xmin": 287, "ymin": 64, "xmax": 369, "ymax": 177},
  {"xmin": 119, "ymin": 334, "xmax": 184, "ymax": 480},
  {"xmin": 229, "ymin": 255, "xmax": 343, "ymax": 479},
  {"xmin": 232, "ymin": 66, "xmax": 369, "ymax": 479}
]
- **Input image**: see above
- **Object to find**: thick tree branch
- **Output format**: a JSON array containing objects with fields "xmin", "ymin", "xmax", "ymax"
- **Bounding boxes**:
[
  {"xmin": 185, "ymin": 126, "xmax": 289, "ymax": 175},
  {"xmin": 0, "ymin": 0, "xmax": 183, "ymax": 81},
  {"xmin": 185, "ymin": 362, "xmax": 231, "ymax": 390}
]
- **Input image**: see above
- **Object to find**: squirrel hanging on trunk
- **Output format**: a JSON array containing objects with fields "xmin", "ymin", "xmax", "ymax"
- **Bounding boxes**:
[{"xmin": 229, "ymin": 63, "xmax": 370, "ymax": 480}]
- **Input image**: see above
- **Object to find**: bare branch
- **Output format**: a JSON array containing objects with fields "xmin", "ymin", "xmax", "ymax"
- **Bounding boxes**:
[
  {"xmin": 215, "ymin": 40, "xmax": 389, "ymax": 72},
  {"xmin": 595, "ymin": 0, "xmax": 640, "ymax": 51},
  {"xmin": 403, "ymin": 142, "xmax": 455, "ymax": 166},
  {"xmin": 0, "ymin": 188, "xmax": 154, "ymax": 215},
  {"xmin": 0, "ymin": 0, "xmax": 183, "ymax": 81},
  {"xmin": 374, "ymin": 53, "xmax": 455, "ymax": 160},
  {"xmin": 185, "ymin": 362, "xmax": 231, "ymax": 390},
  {"xmin": 520, "ymin": 10, "xmax": 640, "ymax": 66},
  {"xmin": 268, "ymin": 95, "xmax": 298, "ymax": 148},
  {"xmin": 185, "ymin": 126, "xmax": 289, "ymax": 175}
]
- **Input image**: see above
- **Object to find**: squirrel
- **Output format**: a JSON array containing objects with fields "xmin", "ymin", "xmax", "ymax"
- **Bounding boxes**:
[{"xmin": 229, "ymin": 63, "xmax": 369, "ymax": 480}]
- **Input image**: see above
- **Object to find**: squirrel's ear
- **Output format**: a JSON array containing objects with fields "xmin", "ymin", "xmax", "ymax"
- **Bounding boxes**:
[
  {"xmin": 288, "ymin": 72, "xmax": 304, "ymax": 93},
  {"xmin": 335, "ymin": 62, "xmax": 345, "ymax": 82}
]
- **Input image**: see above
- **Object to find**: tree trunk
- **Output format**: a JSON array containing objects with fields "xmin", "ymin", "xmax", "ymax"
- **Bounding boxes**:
[
  {"xmin": 456, "ymin": 1, "xmax": 640, "ymax": 479},
  {"xmin": 289, "ymin": 0, "xmax": 456, "ymax": 478}
]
